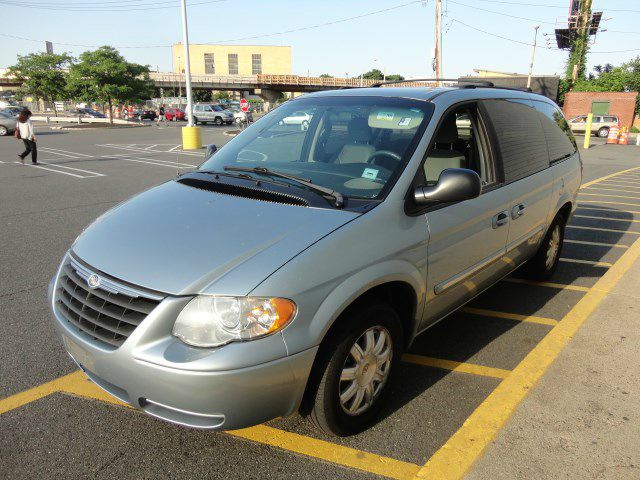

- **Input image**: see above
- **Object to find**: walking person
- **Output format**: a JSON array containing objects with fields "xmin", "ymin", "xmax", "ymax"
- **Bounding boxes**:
[
  {"xmin": 16, "ymin": 109, "xmax": 38, "ymax": 165},
  {"xmin": 156, "ymin": 104, "xmax": 167, "ymax": 127}
]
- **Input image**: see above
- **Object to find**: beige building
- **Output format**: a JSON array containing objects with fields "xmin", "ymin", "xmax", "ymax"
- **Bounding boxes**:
[{"xmin": 172, "ymin": 44, "xmax": 292, "ymax": 76}]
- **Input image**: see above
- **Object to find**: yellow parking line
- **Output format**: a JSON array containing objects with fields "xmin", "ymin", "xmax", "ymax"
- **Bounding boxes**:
[
  {"xmin": 576, "ymin": 205, "xmax": 640, "ymax": 215},
  {"xmin": 597, "ymin": 181, "xmax": 640, "ymax": 188},
  {"xmin": 460, "ymin": 307, "xmax": 557, "ymax": 327},
  {"xmin": 566, "ymin": 225, "xmax": 640, "ymax": 235},
  {"xmin": 230, "ymin": 425, "xmax": 421, "ymax": 480},
  {"xmin": 559, "ymin": 257, "xmax": 613, "ymax": 268},
  {"xmin": 402, "ymin": 354, "xmax": 510, "ymax": 380},
  {"xmin": 573, "ymin": 214, "xmax": 640, "ymax": 223},
  {"xmin": 580, "ymin": 193, "xmax": 640, "ymax": 201},
  {"xmin": 503, "ymin": 277, "xmax": 590, "ymax": 292},
  {"xmin": 0, "ymin": 371, "xmax": 419, "ymax": 479},
  {"xmin": 585, "ymin": 187, "xmax": 640, "ymax": 195},
  {"xmin": 0, "ymin": 371, "xmax": 86, "ymax": 415},
  {"xmin": 579, "ymin": 200, "xmax": 640, "ymax": 208},
  {"xmin": 565, "ymin": 239, "xmax": 629, "ymax": 249},
  {"xmin": 580, "ymin": 166, "xmax": 640, "ymax": 188},
  {"xmin": 414, "ymin": 230, "xmax": 640, "ymax": 480}
]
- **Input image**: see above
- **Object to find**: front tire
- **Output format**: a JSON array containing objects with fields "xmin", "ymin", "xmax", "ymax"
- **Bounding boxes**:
[
  {"xmin": 526, "ymin": 214, "xmax": 565, "ymax": 280},
  {"xmin": 598, "ymin": 127, "xmax": 609, "ymax": 138},
  {"xmin": 214, "ymin": 117, "xmax": 223, "ymax": 126},
  {"xmin": 0, "ymin": 126, "xmax": 8, "ymax": 136},
  {"xmin": 303, "ymin": 303, "xmax": 403, "ymax": 436}
]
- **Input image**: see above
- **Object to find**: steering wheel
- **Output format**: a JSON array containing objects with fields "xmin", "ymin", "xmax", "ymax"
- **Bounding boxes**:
[{"xmin": 366, "ymin": 150, "xmax": 401, "ymax": 169}]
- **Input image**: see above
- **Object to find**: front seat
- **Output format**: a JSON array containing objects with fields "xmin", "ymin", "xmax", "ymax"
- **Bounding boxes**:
[
  {"xmin": 424, "ymin": 114, "xmax": 467, "ymax": 183},
  {"xmin": 336, "ymin": 117, "xmax": 375, "ymax": 164}
]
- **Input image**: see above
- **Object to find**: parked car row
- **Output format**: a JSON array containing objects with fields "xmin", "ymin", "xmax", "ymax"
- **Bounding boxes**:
[{"xmin": 0, "ymin": 110, "xmax": 16, "ymax": 136}]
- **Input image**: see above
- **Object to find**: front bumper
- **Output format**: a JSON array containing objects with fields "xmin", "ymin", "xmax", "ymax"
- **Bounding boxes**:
[{"xmin": 49, "ymin": 274, "xmax": 317, "ymax": 430}]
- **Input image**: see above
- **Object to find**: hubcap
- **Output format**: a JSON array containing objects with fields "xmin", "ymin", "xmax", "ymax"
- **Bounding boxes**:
[
  {"xmin": 546, "ymin": 225, "xmax": 561, "ymax": 270},
  {"xmin": 339, "ymin": 326, "xmax": 393, "ymax": 416}
]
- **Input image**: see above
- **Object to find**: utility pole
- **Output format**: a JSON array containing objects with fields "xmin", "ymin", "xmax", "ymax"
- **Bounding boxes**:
[
  {"xmin": 180, "ymin": 0, "xmax": 194, "ymax": 127},
  {"xmin": 435, "ymin": 0, "xmax": 443, "ymax": 85},
  {"xmin": 527, "ymin": 25, "xmax": 540, "ymax": 89},
  {"xmin": 570, "ymin": 0, "xmax": 593, "ymax": 82}
]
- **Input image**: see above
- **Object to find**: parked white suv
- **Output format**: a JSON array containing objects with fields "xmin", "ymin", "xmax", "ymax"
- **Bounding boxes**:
[{"xmin": 193, "ymin": 103, "xmax": 234, "ymax": 126}]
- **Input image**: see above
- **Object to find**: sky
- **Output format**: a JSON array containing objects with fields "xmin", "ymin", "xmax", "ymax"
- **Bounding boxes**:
[{"xmin": 1, "ymin": 0, "xmax": 639, "ymax": 79}]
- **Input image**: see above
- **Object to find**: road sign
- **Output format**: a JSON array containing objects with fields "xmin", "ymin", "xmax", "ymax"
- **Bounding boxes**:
[{"xmin": 240, "ymin": 99, "xmax": 249, "ymax": 112}]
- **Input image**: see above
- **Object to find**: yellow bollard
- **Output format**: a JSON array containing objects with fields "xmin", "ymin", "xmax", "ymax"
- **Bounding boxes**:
[
  {"xmin": 583, "ymin": 113, "xmax": 593, "ymax": 149},
  {"xmin": 182, "ymin": 126, "xmax": 202, "ymax": 150}
]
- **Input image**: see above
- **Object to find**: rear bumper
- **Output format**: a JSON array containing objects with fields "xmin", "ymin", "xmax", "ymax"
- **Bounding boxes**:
[{"xmin": 49, "ymin": 272, "xmax": 317, "ymax": 430}]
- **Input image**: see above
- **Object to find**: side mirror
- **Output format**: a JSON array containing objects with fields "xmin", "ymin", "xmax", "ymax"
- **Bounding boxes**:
[
  {"xmin": 205, "ymin": 144, "xmax": 217, "ymax": 160},
  {"xmin": 414, "ymin": 168, "xmax": 482, "ymax": 206}
]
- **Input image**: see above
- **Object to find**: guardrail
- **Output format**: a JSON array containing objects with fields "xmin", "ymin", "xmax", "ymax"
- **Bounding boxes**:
[{"xmin": 31, "ymin": 115, "xmax": 137, "ymax": 125}]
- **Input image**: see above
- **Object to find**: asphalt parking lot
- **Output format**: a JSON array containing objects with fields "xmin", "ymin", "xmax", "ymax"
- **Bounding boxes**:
[{"xmin": 1, "ymin": 123, "xmax": 639, "ymax": 479}]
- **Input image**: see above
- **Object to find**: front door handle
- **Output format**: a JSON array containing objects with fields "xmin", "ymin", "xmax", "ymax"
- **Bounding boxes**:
[
  {"xmin": 492, "ymin": 211, "xmax": 509, "ymax": 229},
  {"xmin": 511, "ymin": 203, "xmax": 526, "ymax": 219}
]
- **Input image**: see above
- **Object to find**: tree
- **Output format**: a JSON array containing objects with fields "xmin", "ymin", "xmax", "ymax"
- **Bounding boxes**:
[
  {"xmin": 361, "ymin": 69, "xmax": 384, "ymax": 80},
  {"xmin": 572, "ymin": 56, "xmax": 640, "ymax": 115},
  {"xmin": 213, "ymin": 90, "xmax": 230, "ymax": 100},
  {"xmin": 360, "ymin": 69, "xmax": 405, "ymax": 82},
  {"xmin": 192, "ymin": 89, "xmax": 212, "ymax": 102},
  {"xmin": 8, "ymin": 52, "xmax": 74, "ymax": 116},
  {"xmin": 319, "ymin": 73, "xmax": 333, "ymax": 78},
  {"xmin": 67, "ymin": 46, "xmax": 151, "ymax": 124}
]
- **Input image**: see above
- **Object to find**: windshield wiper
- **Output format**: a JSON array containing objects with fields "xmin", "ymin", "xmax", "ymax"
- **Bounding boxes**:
[
  {"xmin": 197, "ymin": 169, "xmax": 255, "ymax": 181},
  {"xmin": 224, "ymin": 166, "xmax": 344, "ymax": 207}
]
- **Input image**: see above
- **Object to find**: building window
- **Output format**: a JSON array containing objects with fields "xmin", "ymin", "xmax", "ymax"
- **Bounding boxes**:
[
  {"xmin": 252, "ymin": 54, "xmax": 262, "ymax": 74},
  {"xmin": 228, "ymin": 53, "xmax": 238, "ymax": 75},
  {"xmin": 204, "ymin": 53, "xmax": 215, "ymax": 74}
]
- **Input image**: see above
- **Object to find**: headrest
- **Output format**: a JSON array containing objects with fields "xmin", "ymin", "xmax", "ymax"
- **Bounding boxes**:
[
  {"xmin": 435, "ymin": 114, "xmax": 459, "ymax": 144},
  {"xmin": 348, "ymin": 117, "xmax": 371, "ymax": 142}
]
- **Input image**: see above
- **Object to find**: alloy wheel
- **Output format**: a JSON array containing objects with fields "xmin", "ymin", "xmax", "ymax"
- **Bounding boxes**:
[
  {"xmin": 339, "ymin": 326, "xmax": 392, "ymax": 416},
  {"xmin": 546, "ymin": 225, "xmax": 561, "ymax": 270}
]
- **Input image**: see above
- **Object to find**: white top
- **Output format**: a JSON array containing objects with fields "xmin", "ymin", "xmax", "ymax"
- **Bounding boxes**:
[{"xmin": 17, "ymin": 120, "xmax": 35, "ymax": 141}]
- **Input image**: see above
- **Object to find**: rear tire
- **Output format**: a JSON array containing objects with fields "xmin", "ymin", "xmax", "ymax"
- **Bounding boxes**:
[
  {"xmin": 214, "ymin": 117, "xmax": 223, "ymax": 126},
  {"xmin": 302, "ymin": 303, "xmax": 403, "ymax": 436},
  {"xmin": 0, "ymin": 126, "xmax": 7, "ymax": 136},
  {"xmin": 193, "ymin": 117, "xmax": 199, "ymax": 125},
  {"xmin": 598, "ymin": 127, "xmax": 609, "ymax": 138},
  {"xmin": 525, "ymin": 214, "xmax": 566, "ymax": 281}
]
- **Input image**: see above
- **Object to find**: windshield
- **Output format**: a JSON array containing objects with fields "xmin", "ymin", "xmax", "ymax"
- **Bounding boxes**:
[{"xmin": 199, "ymin": 96, "xmax": 434, "ymax": 200}]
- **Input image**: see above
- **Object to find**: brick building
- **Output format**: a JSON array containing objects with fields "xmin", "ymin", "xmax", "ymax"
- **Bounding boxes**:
[{"xmin": 563, "ymin": 91, "xmax": 638, "ymax": 128}]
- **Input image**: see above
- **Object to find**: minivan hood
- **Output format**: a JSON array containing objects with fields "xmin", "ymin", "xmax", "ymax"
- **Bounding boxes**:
[{"xmin": 72, "ymin": 181, "xmax": 358, "ymax": 295}]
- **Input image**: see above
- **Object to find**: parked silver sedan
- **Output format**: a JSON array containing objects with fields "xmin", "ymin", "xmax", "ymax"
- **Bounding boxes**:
[{"xmin": 0, "ymin": 111, "xmax": 16, "ymax": 136}]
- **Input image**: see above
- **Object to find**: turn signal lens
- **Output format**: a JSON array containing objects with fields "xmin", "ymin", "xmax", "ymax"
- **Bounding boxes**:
[{"xmin": 172, "ymin": 296, "xmax": 297, "ymax": 348}]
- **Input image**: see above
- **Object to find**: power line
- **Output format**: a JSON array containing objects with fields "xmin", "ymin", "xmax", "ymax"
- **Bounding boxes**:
[
  {"xmin": 471, "ymin": 0, "xmax": 640, "ymax": 12},
  {"xmin": 447, "ymin": 0, "xmax": 556, "ymax": 25},
  {"xmin": 0, "ymin": 0, "xmax": 227, "ymax": 12},
  {"xmin": 0, "ymin": 0, "xmax": 424, "ymax": 49}
]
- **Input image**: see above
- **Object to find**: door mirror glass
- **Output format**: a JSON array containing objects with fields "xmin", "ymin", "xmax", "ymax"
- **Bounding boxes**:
[
  {"xmin": 414, "ymin": 168, "xmax": 481, "ymax": 205},
  {"xmin": 205, "ymin": 144, "xmax": 217, "ymax": 160}
]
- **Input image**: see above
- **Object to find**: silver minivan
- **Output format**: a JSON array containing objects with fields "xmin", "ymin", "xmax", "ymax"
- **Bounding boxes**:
[{"xmin": 49, "ymin": 85, "xmax": 581, "ymax": 436}]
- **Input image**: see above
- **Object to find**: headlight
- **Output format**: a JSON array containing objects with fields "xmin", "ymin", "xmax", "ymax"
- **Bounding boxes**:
[{"xmin": 172, "ymin": 296, "xmax": 296, "ymax": 348}]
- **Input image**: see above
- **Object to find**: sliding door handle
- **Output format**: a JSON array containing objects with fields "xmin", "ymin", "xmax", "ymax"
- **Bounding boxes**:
[
  {"xmin": 511, "ymin": 203, "xmax": 526, "ymax": 219},
  {"xmin": 492, "ymin": 211, "xmax": 509, "ymax": 229}
]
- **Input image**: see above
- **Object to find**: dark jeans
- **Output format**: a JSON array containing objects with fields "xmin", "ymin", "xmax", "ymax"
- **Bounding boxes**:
[{"xmin": 20, "ymin": 139, "xmax": 37, "ymax": 163}]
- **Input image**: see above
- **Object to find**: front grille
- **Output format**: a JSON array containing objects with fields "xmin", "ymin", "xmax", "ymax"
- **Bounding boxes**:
[{"xmin": 54, "ymin": 257, "xmax": 164, "ymax": 348}]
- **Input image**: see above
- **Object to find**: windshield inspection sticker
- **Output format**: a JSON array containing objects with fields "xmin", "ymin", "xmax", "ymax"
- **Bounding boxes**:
[
  {"xmin": 398, "ymin": 117, "xmax": 412, "ymax": 126},
  {"xmin": 362, "ymin": 168, "xmax": 379, "ymax": 180},
  {"xmin": 376, "ymin": 111, "xmax": 395, "ymax": 121}
]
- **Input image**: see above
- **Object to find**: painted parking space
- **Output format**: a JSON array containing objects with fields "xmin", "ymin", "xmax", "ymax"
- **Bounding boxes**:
[{"xmin": 3, "ymin": 161, "xmax": 640, "ymax": 479}]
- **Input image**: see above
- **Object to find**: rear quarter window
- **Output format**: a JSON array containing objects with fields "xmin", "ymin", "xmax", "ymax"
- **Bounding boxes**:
[
  {"xmin": 532, "ymin": 100, "xmax": 577, "ymax": 163},
  {"xmin": 480, "ymin": 99, "xmax": 548, "ymax": 183}
]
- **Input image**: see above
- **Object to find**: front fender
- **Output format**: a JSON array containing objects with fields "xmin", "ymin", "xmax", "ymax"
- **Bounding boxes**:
[{"xmin": 280, "ymin": 260, "xmax": 425, "ymax": 355}]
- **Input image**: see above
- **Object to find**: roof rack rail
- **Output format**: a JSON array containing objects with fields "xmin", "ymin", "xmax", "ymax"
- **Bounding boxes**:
[{"xmin": 370, "ymin": 78, "xmax": 495, "ymax": 88}]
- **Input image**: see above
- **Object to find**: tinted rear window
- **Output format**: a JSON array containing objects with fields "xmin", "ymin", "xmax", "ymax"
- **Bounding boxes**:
[
  {"xmin": 532, "ymin": 100, "xmax": 577, "ymax": 163},
  {"xmin": 481, "ymin": 99, "xmax": 548, "ymax": 183}
]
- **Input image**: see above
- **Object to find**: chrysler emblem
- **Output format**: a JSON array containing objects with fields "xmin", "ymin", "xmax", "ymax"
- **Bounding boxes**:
[{"xmin": 87, "ymin": 274, "xmax": 101, "ymax": 289}]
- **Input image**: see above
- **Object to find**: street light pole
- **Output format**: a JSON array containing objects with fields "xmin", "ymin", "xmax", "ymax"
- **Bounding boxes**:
[
  {"xmin": 527, "ymin": 25, "xmax": 540, "ymax": 89},
  {"xmin": 180, "ymin": 0, "xmax": 194, "ymax": 127}
]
